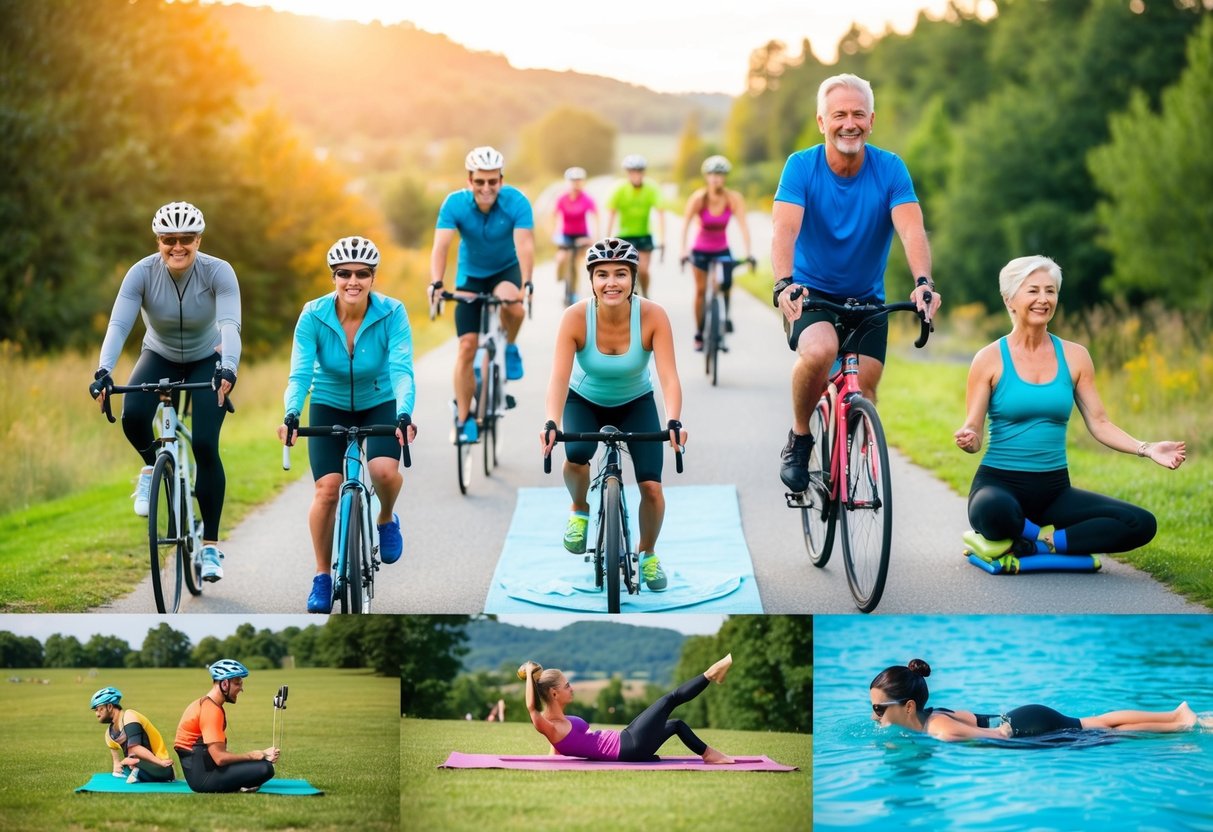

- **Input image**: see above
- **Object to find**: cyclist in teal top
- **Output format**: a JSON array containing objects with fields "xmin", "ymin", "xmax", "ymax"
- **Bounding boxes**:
[
  {"xmin": 607, "ymin": 155, "xmax": 665, "ymax": 297},
  {"xmin": 428, "ymin": 146, "xmax": 535, "ymax": 444},
  {"xmin": 955, "ymin": 255, "xmax": 1185, "ymax": 558},
  {"xmin": 279, "ymin": 236, "xmax": 417, "ymax": 613},
  {"xmin": 540, "ymin": 238, "xmax": 687, "ymax": 590}
]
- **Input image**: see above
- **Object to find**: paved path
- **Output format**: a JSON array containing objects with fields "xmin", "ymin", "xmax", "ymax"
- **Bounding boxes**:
[{"xmin": 95, "ymin": 202, "xmax": 1208, "ymax": 616}]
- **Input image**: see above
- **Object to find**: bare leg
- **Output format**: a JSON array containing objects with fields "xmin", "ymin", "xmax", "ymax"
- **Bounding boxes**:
[
  {"xmin": 1080, "ymin": 702, "xmax": 1198, "ymax": 733},
  {"xmin": 368, "ymin": 457, "xmax": 403, "ymax": 525},
  {"xmin": 453, "ymin": 334, "xmax": 478, "ymax": 423},
  {"xmin": 692, "ymin": 267, "xmax": 707, "ymax": 332},
  {"xmin": 563, "ymin": 461, "xmax": 591, "ymax": 513},
  {"xmin": 309, "ymin": 475, "xmax": 341, "ymax": 573},
  {"xmin": 791, "ymin": 322, "xmax": 837, "ymax": 435},
  {"xmin": 636, "ymin": 481, "xmax": 665, "ymax": 554},
  {"xmin": 702, "ymin": 746, "xmax": 735, "ymax": 764},
  {"xmin": 705, "ymin": 653, "xmax": 733, "ymax": 684}
]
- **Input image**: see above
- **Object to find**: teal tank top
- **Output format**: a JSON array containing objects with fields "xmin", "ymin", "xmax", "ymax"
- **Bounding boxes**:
[
  {"xmin": 981, "ymin": 335, "xmax": 1073, "ymax": 471},
  {"xmin": 569, "ymin": 299, "xmax": 653, "ymax": 407}
]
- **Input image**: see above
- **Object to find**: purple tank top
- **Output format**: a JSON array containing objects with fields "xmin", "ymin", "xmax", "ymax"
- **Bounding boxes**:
[
  {"xmin": 694, "ymin": 197, "xmax": 732, "ymax": 251},
  {"xmin": 553, "ymin": 716, "xmax": 621, "ymax": 760}
]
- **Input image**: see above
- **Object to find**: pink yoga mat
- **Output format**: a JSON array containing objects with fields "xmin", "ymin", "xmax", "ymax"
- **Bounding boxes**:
[{"xmin": 438, "ymin": 752, "xmax": 797, "ymax": 771}]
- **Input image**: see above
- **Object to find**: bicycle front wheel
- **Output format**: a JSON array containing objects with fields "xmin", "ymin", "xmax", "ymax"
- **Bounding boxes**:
[
  {"xmin": 603, "ymin": 477, "xmax": 623, "ymax": 614},
  {"xmin": 337, "ymin": 489, "xmax": 365, "ymax": 614},
  {"xmin": 707, "ymin": 295, "xmax": 721, "ymax": 386},
  {"xmin": 147, "ymin": 454, "xmax": 184, "ymax": 613},
  {"xmin": 839, "ymin": 397, "xmax": 893, "ymax": 613},
  {"xmin": 483, "ymin": 363, "xmax": 499, "ymax": 476},
  {"xmin": 802, "ymin": 399, "xmax": 837, "ymax": 567}
]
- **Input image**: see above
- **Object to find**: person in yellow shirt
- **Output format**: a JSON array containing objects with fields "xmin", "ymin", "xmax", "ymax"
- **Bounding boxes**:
[{"xmin": 90, "ymin": 686, "xmax": 175, "ymax": 783}]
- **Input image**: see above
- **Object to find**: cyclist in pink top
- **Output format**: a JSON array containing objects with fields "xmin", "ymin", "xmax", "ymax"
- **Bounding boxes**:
[
  {"xmin": 553, "ymin": 167, "xmax": 599, "ymax": 303},
  {"xmin": 680, "ymin": 156, "xmax": 753, "ymax": 351},
  {"xmin": 519, "ymin": 656, "xmax": 735, "ymax": 763}
]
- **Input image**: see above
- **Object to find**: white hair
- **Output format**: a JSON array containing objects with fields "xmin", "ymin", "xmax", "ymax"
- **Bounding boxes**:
[
  {"xmin": 816, "ymin": 74, "xmax": 875, "ymax": 118},
  {"xmin": 998, "ymin": 255, "xmax": 1063, "ymax": 306}
]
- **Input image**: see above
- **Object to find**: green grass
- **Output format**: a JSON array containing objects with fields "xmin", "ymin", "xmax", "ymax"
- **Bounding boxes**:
[
  {"xmin": 401, "ymin": 719, "xmax": 811, "ymax": 832},
  {"xmin": 0, "ymin": 668, "xmax": 399, "ymax": 831}
]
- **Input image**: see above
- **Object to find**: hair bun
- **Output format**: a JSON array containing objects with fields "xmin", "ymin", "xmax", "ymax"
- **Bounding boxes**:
[
  {"xmin": 517, "ymin": 661, "xmax": 542, "ymax": 681},
  {"xmin": 907, "ymin": 658, "xmax": 931, "ymax": 677}
]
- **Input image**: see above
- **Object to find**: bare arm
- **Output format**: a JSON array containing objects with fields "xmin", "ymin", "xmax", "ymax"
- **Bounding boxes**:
[
  {"xmin": 429, "ymin": 228, "xmax": 457, "ymax": 287},
  {"xmin": 1070, "ymin": 342, "xmax": 1186, "ymax": 468},
  {"xmin": 646, "ymin": 302, "xmax": 686, "ymax": 449},
  {"xmin": 730, "ymin": 191, "xmax": 753, "ymax": 259},
  {"xmin": 206, "ymin": 740, "xmax": 279, "ymax": 767},
  {"xmin": 891, "ymin": 201, "xmax": 939, "ymax": 320},
  {"xmin": 514, "ymin": 227, "xmax": 535, "ymax": 285},
  {"xmin": 123, "ymin": 742, "xmax": 172, "ymax": 768},
  {"xmin": 955, "ymin": 344, "xmax": 998, "ymax": 454},
  {"xmin": 772, "ymin": 201, "xmax": 805, "ymax": 322},
  {"xmin": 540, "ymin": 306, "xmax": 582, "ymax": 454},
  {"xmin": 927, "ymin": 717, "xmax": 1009, "ymax": 742},
  {"xmin": 520, "ymin": 663, "xmax": 562, "ymax": 745},
  {"xmin": 110, "ymin": 746, "xmax": 123, "ymax": 776},
  {"xmin": 680, "ymin": 191, "xmax": 703, "ymax": 259}
]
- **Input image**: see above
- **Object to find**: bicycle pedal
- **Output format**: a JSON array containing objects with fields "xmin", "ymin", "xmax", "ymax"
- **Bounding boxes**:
[
  {"xmin": 718, "ymin": 342, "xmax": 729, "ymax": 353},
  {"xmin": 784, "ymin": 491, "xmax": 808, "ymax": 508},
  {"xmin": 505, "ymin": 394, "xmax": 516, "ymax": 410}
]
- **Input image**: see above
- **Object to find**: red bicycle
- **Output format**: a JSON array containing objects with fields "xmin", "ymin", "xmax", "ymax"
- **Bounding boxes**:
[{"xmin": 786, "ymin": 289, "xmax": 932, "ymax": 612}]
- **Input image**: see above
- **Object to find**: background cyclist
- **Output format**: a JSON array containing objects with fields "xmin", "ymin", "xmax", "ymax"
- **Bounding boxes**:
[
  {"xmin": 173, "ymin": 660, "xmax": 278, "ymax": 794},
  {"xmin": 539, "ymin": 238, "xmax": 687, "ymax": 592},
  {"xmin": 552, "ymin": 166, "xmax": 598, "ymax": 300},
  {"xmin": 772, "ymin": 73, "xmax": 940, "ymax": 492},
  {"xmin": 279, "ymin": 236, "xmax": 417, "ymax": 614},
  {"xmin": 428, "ymin": 146, "xmax": 534, "ymax": 444},
  {"xmin": 606, "ymin": 154, "xmax": 664, "ymax": 297},
  {"xmin": 90, "ymin": 201, "xmax": 241, "ymax": 583},
  {"xmin": 90, "ymin": 686, "xmax": 175, "ymax": 783},
  {"xmin": 679, "ymin": 156, "xmax": 753, "ymax": 351}
]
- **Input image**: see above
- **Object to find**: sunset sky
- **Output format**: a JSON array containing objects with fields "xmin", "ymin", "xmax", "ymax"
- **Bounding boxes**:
[{"xmin": 211, "ymin": 0, "xmax": 997, "ymax": 94}]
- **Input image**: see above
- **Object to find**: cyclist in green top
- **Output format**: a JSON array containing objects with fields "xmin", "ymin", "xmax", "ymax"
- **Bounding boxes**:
[{"xmin": 606, "ymin": 155, "xmax": 664, "ymax": 297}]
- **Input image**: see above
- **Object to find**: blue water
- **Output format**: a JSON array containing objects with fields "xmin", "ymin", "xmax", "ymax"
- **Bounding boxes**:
[{"xmin": 815, "ymin": 615, "xmax": 1213, "ymax": 831}]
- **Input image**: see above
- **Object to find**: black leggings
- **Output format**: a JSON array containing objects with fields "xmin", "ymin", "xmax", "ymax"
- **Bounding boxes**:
[
  {"xmin": 122, "ymin": 350, "xmax": 228, "ymax": 540},
  {"xmin": 967, "ymin": 466, "xmax": 1156, "ymax": 554},
  {"xmin": 1004, "ymin": 705, "xmax": 1082, "ymax": 737},
  {"xmin": 563, "ymin": 390, "xmax": 663, "ymax": 483},
  {"xmin": 177, "ymin": 745, "xmax": 274, "ymax": 793},
  {"xmin": 618, "ymin": 673, "xmax": 710, "ymax": 761}
]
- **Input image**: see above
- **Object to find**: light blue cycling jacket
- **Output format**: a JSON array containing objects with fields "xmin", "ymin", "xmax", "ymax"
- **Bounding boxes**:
[{"xmin": 284, "ymin": 292, "xmax": 415, "ymax": 418}]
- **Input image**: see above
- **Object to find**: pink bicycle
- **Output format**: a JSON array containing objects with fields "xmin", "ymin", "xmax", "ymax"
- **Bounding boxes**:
[{"xmin": 786, "ymin": 289, "xmax": 932, "ymax": 612}]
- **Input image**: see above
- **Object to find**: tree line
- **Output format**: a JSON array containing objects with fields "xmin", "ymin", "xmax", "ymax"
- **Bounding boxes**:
[
  {"xmin": 713, "ymin": 1, "xmax": 1212, "ymax": 314},
  {"xmin": 0, "ymin": 618, "xmax": 401, "ymax": 675}
]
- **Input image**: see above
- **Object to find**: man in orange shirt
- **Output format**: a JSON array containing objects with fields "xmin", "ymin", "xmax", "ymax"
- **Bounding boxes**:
[{"xmin": 174, "ymin": 659, "xmax": 279, "ymax": 793}]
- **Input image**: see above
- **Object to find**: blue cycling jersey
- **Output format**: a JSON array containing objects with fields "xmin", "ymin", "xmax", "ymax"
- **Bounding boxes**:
[{"xmin": 435, "ymin": 185, "xmax": 534, "ymax": 287}]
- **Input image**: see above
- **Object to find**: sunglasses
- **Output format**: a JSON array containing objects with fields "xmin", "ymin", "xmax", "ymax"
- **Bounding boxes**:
[
  {"xmin": 472, "ymin": 177, "xmax": 501, "ymax": 187},
  {"xmin": 872, "ymin": 699, "xmax": 908, "ymax": 717},
  {"xmin": 333, "ymin": 268, "xmax": 374, "ymax": 280},
  {"xmin": 159, "ymin": 235, "xmax": 198, "ymax": 248}
]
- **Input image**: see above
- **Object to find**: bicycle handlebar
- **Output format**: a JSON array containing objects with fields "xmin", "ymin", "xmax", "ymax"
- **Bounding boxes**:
[
  {"xmin": 542, "ymin": 428, "xmax": 684, "ymax": 475},
  {"xmin": 282, "ymin": 424, "xmax": 411, "ymax": 470},
  {"xmin": 429, "ymin": 290, "xmax": 527, "ymax": 322},
  {"xmin": 789, "ymin": 287, "xmax": 934, "ymax": 349},
  {"xmin": 101, "ymin": 380, "xmax": 233, "ymax": 424}
]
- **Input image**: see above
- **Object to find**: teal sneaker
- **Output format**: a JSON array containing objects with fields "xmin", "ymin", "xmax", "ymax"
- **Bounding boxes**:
[
  {"xmin": 640, "ymin": 553, "xmax": 668, "ymax": 592},
  {"xmin": 563, "ymin": 513, "xmax": 589, "ymax": 554}
]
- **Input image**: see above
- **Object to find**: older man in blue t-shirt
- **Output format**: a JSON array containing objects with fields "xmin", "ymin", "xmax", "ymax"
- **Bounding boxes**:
[
  {"xmin": 771, "ymin": 74, "xmax": 943, "ymax": 492},
  {"xmin": 428, "ymin": 146, "xmax": 535, "ymax": 444}
]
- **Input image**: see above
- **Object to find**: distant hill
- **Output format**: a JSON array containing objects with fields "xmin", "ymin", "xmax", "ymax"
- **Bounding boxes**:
[
  {"xmin": 461, "ymin": 619, "xmax": 689, "ymax": 684},
  {"xmin": 205, "ymin": 5, "xmax": 732, "ymax": 151}
]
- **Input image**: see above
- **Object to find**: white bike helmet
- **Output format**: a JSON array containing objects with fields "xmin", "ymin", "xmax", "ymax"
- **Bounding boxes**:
[
  {"xmin": 622, "ymin": 154, "xmax": 647, "ymax": 171},
  {"xmin": 564, "ymin": 166, "xmax": 587, "ymax": 181},
  {"xmin": 327, "ymin": 236, "xmax": 380, "ymax": 268},
  {"xmin": 208, "ymin": 659, "xmax": 250, "ymax": 681},
  {"xmin": 151, "ymin": 201, "xmax": 206, "ymax": 234},
  {"xmin": 701, "ymin": 155, "xmax": 732, "ymax": 175},
  {"xmin": 585, "ymin": 237, "xmax": 640, "ymax": 273},
  {"xmin": 465, "ymin": 146, "xmax": 505, "ymax": 172}
]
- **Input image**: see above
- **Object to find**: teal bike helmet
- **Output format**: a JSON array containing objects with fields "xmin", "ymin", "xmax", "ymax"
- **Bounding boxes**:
[
  {"xmin": 208, "ymin": 659, "xmax": 250, "ymax": 681},
  {"xmin": 90, "ymin": 687, "xmax": 122, "ymax": 709}
]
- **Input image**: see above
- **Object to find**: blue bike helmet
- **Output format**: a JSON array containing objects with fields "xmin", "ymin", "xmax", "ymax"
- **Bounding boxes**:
[
  {"xmin": 208, "ymin": 659, "xmax": 250, "ymax": 681},
  {"xmin": 90, "ymin": 686, "xmax": 122, "ymax": 709}
]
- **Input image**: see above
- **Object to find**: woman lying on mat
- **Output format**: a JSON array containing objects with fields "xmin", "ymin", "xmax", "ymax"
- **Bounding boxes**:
[
  {"xmin": 519, "ymin": 655, "xmax": 735, "ymax": 763},
  {"xmin": 870, "ymin": 659, "xmax": 1210, "ymax": 741}
]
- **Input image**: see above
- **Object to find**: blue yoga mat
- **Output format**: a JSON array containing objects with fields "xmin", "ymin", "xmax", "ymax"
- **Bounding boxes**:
[
  {"xmin": 967, "ymin": 553, "xmax": 1101, "ymax": 575},
  {"xmin": 75, "ymin": 773, "xmax": 323, "ymax": 795},
  {"xmin": 485, "ymin": 485, "xmax": 763, "ymax": 613}
]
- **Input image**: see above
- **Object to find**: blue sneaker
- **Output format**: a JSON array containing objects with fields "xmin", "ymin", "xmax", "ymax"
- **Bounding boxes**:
[
  {"xmin": 458, "ymin": 418, "xmax": 479, "ymax": 444},
  {"xmin": 200, "ymin": 545, "xmax": 224, "ymax": 582},
  {"xmin": 379, "ymin": 513, "xmax": 402, "ymax": 564},
  {"xmin": 505, "ymin": 344, "xmax": 524, "ymax": 380},
  {"xmin": 307, "ymin": 573, "xmax": 333, "ymax": 613}
]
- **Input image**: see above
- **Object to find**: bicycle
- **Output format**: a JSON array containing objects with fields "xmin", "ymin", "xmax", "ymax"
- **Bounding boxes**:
[
  {"xmin": 543, "ymin": 426, "xmax": 683, "ymax": 613},
  {"xmin": 101, "ymin": 379, "xmax": 231, "ymax": 613},
  {"xmin": 283, "ymin": 424, "xmax": 411, "ymax": 613},
  {"xmin": 683, "ymin": 254, "xmax": 756, "ymax": 386},
  {"xmin": 555, "ymin": 237, "xmax": 590, "ymax": 307},
  {"xmin": 431, "ymin": 288, "xmax": 530, "ymax": 494},
  {"xmin": 784, "ymin": 288, "xmax": 932, "ymax": 612}
]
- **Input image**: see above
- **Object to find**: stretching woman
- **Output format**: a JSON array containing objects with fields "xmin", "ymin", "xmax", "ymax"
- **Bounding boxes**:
[
  {"xmin": 519, "ymin": 655, "xmax": 735, "ymax": 763},
  {"xmin": 870, "ymin": 659, "xmax": 1207, "ymax": 741},
  {"xmin": 955, "ymin": 255, "xmax": 1185, "ymax": 556}
]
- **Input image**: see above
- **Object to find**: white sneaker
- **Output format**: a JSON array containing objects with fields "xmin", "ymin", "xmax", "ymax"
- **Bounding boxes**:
[
  {"xmin": 201, "ymin": 545, "xmax": 224, "ymax": 582},
  {"xmin": 132, "ymin": 466, "xmax": 153, "ymax": 517}
]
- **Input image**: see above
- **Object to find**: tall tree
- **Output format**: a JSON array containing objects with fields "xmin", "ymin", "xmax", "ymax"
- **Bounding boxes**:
[
  {"xmin": 83, "ymin": 634, "xmax": 131, "ymax": 668},
  {"xmin": 513, "ymin": 106, "xmax": 616, "ymax": 180},
  {"xmin": 139, "ymin": 624, "xmax": 192, "ymax": 669},
  {"xmin": 44, "ymin": 634, "xmax": 86, "ymax": 668},
  {"xmin": 401, "ymin": 615, "xmax": 471, "ymax": 718},
  {"xmin": 0, "ymin": 632, "xmax": 44, "ymax": 668}
]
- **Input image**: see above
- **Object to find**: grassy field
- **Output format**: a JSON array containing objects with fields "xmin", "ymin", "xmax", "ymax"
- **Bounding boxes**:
[
  {"xmin": 0, "ymin": 667, "xmax": 399, "ymax": 832},
  {"xmin": 402, "ymin": 718, "xmax": 811, "ymax": 832}
]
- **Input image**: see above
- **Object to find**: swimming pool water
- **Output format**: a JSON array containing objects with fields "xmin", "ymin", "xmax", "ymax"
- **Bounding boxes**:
[{"xmin": 814, "ymin": 615, "xmax": 1213, "ymax": 831}]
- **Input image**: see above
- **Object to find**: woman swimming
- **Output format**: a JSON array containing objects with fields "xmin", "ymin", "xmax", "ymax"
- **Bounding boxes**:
[{"xmin": 870, "ymin": 659, "xmax": 1204, "ymax": 741}]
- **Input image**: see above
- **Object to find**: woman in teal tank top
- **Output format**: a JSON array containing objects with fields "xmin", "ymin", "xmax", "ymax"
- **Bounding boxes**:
[
  {"xmin": 540, "ymin": 238, "xmax": 687, "ymax": 591},
  {"xmin": 954, "ymin": 256, "xmax": 1186, "ymax": 557}
]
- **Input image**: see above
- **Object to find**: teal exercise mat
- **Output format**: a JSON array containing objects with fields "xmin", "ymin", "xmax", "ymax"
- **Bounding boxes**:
[
  {"xmin": 75, "ymin": 773, "xmax": 324, "ymax": 795},
  {"xmin": 485, "ymin": 485, "xmax": 763, "ymax": 613}
]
